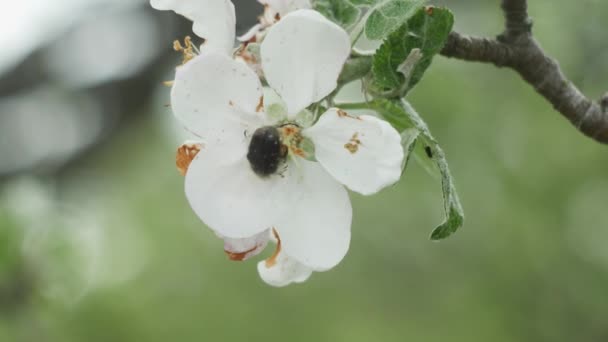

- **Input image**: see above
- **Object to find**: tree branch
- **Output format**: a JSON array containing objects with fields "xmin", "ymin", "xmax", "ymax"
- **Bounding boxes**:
[
  {"xmin": 500, "ymin": 0, "xmax": 532, "ymax": 38},
  {"xmin": 440, "ymin": 0, "xmax": 608, "ymax": 143}
]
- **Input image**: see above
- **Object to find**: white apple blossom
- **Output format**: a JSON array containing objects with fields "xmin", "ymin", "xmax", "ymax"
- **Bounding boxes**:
[
  {"xmin": 150, "ymin": 0, "xmax": 310, "ymax": 51},
  {"xmin": 150, "ymin": 0, "xmax": 236, "ymax": 54},
  {"xmin": 168, "ymin": 9, "xmax": 404, "ymax": 286},
  {"xmin": 238, "ymin": 0, "xmax": 312, "ymax": 42},
  {"xmin": 259, "ymin": 0, "xmax": 311, "ymax": 17}
]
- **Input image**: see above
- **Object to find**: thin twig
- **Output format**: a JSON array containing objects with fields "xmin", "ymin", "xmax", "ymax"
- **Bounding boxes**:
[{"xmin": 440, "ymin": 0, "xmax": 608, "ymax": 143}]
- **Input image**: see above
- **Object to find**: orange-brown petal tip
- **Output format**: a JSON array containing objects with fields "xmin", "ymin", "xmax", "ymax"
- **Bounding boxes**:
[{"xmin": 176, "ymin": 142, "xmax": 202, "ymax": 176}]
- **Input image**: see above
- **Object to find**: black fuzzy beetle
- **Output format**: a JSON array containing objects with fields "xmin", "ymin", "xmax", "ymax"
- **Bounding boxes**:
[{"xmin": 247, "ymin": 126, "xmax": 287, "ymax": 177}]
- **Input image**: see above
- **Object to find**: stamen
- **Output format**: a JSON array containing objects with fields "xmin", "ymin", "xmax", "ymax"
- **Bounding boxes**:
[
  {"xmin": 176, "ymin": 142, "xmax": 202, "ymax": 175},
  {"xmin": 278, "ymin": 124, "xmax": 308, "ymax": 158},
  {"xmin": 265, "ymin": 228, "xmax": 282, "ymax": 268},
  {"xmin": 173, "ymin": 40, "xmax": 183, "ymax": 52},
  {"xmin": 173, "ymin": 36, "xmax": 198, "ymax": 65}
]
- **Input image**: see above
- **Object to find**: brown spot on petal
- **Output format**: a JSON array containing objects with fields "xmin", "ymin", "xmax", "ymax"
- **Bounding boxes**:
[
  {"xmin": 265, "ymin": 228, "xmax": 282, "ymax": 268},
  {"xmin": 344, "ymin": 132, "xmax": 361, "ymax": 154},
  {"xmin": 344, "ymin": 143, "xmax": 358, "ymax": 154},
  {"xmin": 336, "ymin": 109, "xmax": 361, "ymax": 120},
  {"xmin": 225, "ymin": 246, "xmax": 258, "ymax": 261},
  {"xmin": 176, "ymin": 142, "xmax": 202, "ymax": 176},
  {"xmin": 256, "ymin": 96, "xmax": 264, "ymax": 112},
  {"xmin": 337, "ymin": 109, "xmax": 349, "ymax": 118}
]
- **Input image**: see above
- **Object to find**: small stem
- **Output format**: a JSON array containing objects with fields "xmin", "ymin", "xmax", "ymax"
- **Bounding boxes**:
[
  {"xmin": 349, "ymin": 9, "xmax": 373, "ymax": 47},
  {"xmin": 351, "ymin": 27, "xmax": 365, "ymax": 47},
  {"xmin": 337, "ymin": 56, "xmax": 373, "ymax": 84}
]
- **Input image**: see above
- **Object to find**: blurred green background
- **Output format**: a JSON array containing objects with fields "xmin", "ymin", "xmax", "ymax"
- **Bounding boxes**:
[{"xmin": 1, "ymin": 0, "xmax": 607, "ymax": 341}]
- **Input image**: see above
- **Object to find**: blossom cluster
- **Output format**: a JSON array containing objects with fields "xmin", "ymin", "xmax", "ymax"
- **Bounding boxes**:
[{"xmin": 151, "ymin": 0, "xmax": 404, "ymax": 286}]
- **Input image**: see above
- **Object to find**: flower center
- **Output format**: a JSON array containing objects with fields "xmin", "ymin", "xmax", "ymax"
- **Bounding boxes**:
[
  {"xmin": 247, "ymin": 126, "xmax": 288, "ymax": 177},
  {"xmin": 278, "ymin": 124, "xmax": 315, "ymax": 161}
]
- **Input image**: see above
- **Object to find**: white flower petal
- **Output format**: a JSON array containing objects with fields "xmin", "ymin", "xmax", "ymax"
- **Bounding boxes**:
[
  {"xmin": 259, "ymin": 0, "xmax": 311, "ymax": 17},
  {"xmin": 172, "ymin": 52, "xmax": 265, "ymax": 144},
  {"xmin": 257, "ymin": 249, "xmax": 313, "ymax": 287},
  {"xmin": 185, "ymin": 145, "xmax": 300, "ymax": 239},
  {"xmin": 150, "ymin": 0, "xmax": 235, "ymax": 54},
  {"xmin": 275, "ymin": 159, "xmax": 351, "ymax": 270},
  {"xmin": 261, "ymin": 9, "xmax": 351, "ymax": 115},
  {"xmin": 304, "ymin": 108, "xmax": 404, "ymax": 195},
  {"xmin": 220, "ymin": 229, "xmax": 270, "ymax": 261},
  {"xmin": 237, "ymin": 23, "xmax": 263, "ymax": 42}
]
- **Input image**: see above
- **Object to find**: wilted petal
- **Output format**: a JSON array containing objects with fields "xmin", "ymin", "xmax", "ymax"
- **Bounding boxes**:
[
  {"xmin": 259, "ymin": 0, "xmax": 311, "ymax": 17},
  {"xmin": 150, "ymin": 0, "xmax": 236, "ymax": 54},
  {"xmin": 176, "ymin": 141, "xmax": 203, "ymax": 176},
  {"xmin": 257, "ymin": 248, "xmax": 313, "ymax": 287},
  {"xmin": 304, "ymin": 108, "xmax": 404, "ymax": 195},
  {"xmin": 172, "ymin": 52, "xmax": 265, "ymax": 145},
  {"xmin": 274, "ymin": 159, "xmax": 351, "ymax": 270},
  {"xmin": 261, "ymin": 10, "xmax": 350, "ymax": 115},
  {"xmin": 221, "ymin": 229, "xmax": 270, "ymax": 261}
]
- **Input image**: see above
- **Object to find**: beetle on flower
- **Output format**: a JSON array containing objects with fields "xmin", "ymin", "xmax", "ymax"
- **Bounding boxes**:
[{"xmin": 152, "ymin": 3, "xmax": 404, "ymax": 286}]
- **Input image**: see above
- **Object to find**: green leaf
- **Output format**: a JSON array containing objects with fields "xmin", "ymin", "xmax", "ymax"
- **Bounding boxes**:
[
  {"xmin": 342, "ymin": 99, "xmax": 464, "ymax": 239},
  {"xmin": 371, "ymin": 6, "xmax": 454, "ymax": 92},
  {"xmin": 313, "ymin": 0, "xmax": 362, "ymax": 29},
  {"xmin": 349, "ymin": 0, "xmax": 377, "ymax": 6},
  {"xmin": 338, "ymin": 56, "xmax": 373, "ymax": 84},
  {"xmin": 364, "ymin": 0, "xmax": 426, "ymax": 40},
  {"xmin": 400, "ymin": 128, "xmax": 419, "ymax": 173},
  {"xmin": 343, "ymin": 98, "xmax": 412, "ymax": 131},
  {"xmin": 400, "ymin": 100, "xmax": 463, "ymax": 240}
]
